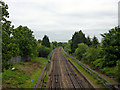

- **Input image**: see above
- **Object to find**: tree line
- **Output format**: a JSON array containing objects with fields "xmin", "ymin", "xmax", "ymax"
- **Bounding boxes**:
[{"xmin": 63, "ymin": 28, "xmax": 120, "ymax": 82}]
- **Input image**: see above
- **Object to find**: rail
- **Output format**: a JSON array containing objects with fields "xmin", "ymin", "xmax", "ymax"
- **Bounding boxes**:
[
  {"xmin": 60, "ymin": 48, "xmax": 85, "ymax": 89},
  {"xmin": 63, "ymin": 49, "xmax": 120, "ymax": 89},
  {"xmin": 62, "ymin": 49, "xmax": 111, "ymax": 87},
  {"xmin": 33, "ymin": 48, "xmax": 55, "ymax": 89}
]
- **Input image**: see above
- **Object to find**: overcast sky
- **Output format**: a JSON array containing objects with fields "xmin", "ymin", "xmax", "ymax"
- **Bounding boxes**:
[{"xmin": 4, "ymin": 0, "xmax": 119, "ymax": 42}]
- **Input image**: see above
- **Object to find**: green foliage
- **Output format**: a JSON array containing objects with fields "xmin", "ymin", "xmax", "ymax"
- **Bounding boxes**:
[
  {"xmin": 38, "ymin": 39, "xmax": 42, "ymax": 43},
  {"xmin": 1, "ymin": 1, "xmax": 18, "ymax": 70},
  {"xmin": 58, "ymin": 42, "xmax": 63, "ymax": 46},
  {"xmin": 52, "ymin": 41, "xmax": 58, "ymax": 49},
  {"xmin": 92, "ymin": 58, "xmax": 105, "ymax": 69},
  {"xmin": 62, "ymin": 41, "xmax": 72, "ymax": 54},
  {"xmin": 86, "ymin": 36, "xmax": 92, "ymax": 46},
  {"xmin": 71, "ymin": 30, "xmax": 87, "ymax": 53},
  {"xmin": 1, "ymin": 1, "xmax": 38, "ymax": 70},
  {"xmin": 50, "ymin": 43, "xmax": 54, "ymax": 50},
  {"xmin": 2, "ymin": 69, "xmax": 30, "ymax": 88},
  {"xmin": 100, "ymin": 67, "xmax": 117, "ymax": 76},
  {"xmin": 115, "ymin": 60, "xmax": 120, "ymax": 82},
  {"xmin": 92, "ymin": 36, "xmax": 99, "ymax": 47},
  {"xmin": 82, "ymin": 47, "xmax": 101, "ymax": 65},
  {"xmin": 19, "ymin": 62, "xmax": 25, "ymax": 65},
  {"xmin": 75, "ymin": 43, "xmax": 88, "ymax": 60},
  {"xmin": 12, "ymin": 25, "xmax": 38, "ymax": 57},
  {"xmin": 38, "ymin": 44, "xmax": 51, "ymax": 58},
  {"xmin": 42, "ymin": 35, "xmax": 50, "ymax": 48},
  {"xmin": 101, "ymin": 26, "xmax": 120, "ymax": 66}
]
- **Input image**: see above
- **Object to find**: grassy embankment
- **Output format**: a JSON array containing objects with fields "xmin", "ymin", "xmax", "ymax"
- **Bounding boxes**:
[{"xmin": 2, "ymin": 57, "xmax": 48, "ymax": 88}]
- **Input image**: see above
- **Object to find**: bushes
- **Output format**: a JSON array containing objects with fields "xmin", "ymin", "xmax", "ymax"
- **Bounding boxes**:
[
  {"xmin": 83, "ymin": 47, "xmax": 101, "ymax": 64},
  {"xmin": 100, "ymin": 67, "xmax": 116, "ymax": 76},
  {"xmin": 115, "ymin": 60, "xmax": 120, "ymax": 82},
  {"xmin": 75, "ymin": 43, "xmax": 88, "ymax": 60},
  {"xmin": 101, "ymin": 26, "xmax": 120, "ymax": 66},
  {"xmin": 92, "ymin": 58, "xmax": 105, "ymax": 69},
  {"xmin": 38, "ymin": 45, "xmax": 51, "ymax": 58}
]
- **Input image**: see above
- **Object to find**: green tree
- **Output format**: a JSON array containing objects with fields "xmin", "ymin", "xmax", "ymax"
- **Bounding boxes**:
[
  {"xmin": 86, "ymin": 36, "xmax": 92, "ymax": 46},
  {"xmin": 83, "ymin": 47, "xmax": 101, "ymax": 65},
  {"xmin": 75, "ymin": 43, "xmax": 88, "ymax": 60},
  {"xmin": 92, "ymin": 36, "xmax": 99, "ymax": 47},
  {"xmin": 42, "ymin": 35, "xmax": 50, "ymax": 48},
  {"xmin": 71, "ymin": 30, "xmax": 87, "ymax": 53},
  {"xmin": 58, "ymin": 42, "xmax": 63, "ymax": 46},
  {"xmin": 101, "ymin": 26, "xmax": 120, "ymax": 66},
  {"xmin": 38, "ymin": 39, "xmax": 42, "ymax": 43},
  {"xmin": 64, "ymin": 40, "xmax": 72, "ymax": 54},
  {"xmin": 0, "ymin": 1, "xmax": 12, "ymax": 35},
  {"xmin": 12, "ymin": 25, "xmax": 38, "ymax": 58},
  {"xmin": 52, "ymin": 41, "xmax": 58, "ymax": 49},
  {"xmin": 38, "ymin": 44, "xmax": 51, "ymax": 57},
  {"xmin": 1, "ymin": 1, "xmax": 19, "ymax": 70}
]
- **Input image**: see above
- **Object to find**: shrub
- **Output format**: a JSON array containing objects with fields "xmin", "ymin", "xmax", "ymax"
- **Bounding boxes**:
[
  {"xmin": 38, "ymin": 45, "xmax": 51, "ymax": 58},
  {"xmin": 100, "ymin": 67, "xmax": 116, "ymax": 76},
  {"xmin": 82, "ymin": 47, "xmax": 101, "ymax": 65},
  {"xmin": 93, "ymin": 58, "xmax": 106, "ymax": 69},
  {"xmin": 75, "ymin": 43, "xmax": 88, "ymax": 60}
]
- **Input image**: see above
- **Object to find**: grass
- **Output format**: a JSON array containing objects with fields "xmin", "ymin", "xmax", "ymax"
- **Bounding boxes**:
[
  {"xmin": 2, "ymin": 57, "xmax": 48, "ymax": 88},
  {"xmin": 2, "ymin": 69, "xmax": 30, "ymax": 88},
  {"xmin": 41, "ymin": 72, "xmax": 48, "ymax": 88},
  {"xmin": 69, "ymin": 57, "xmax": 105, "ymax": 88},
  {"xmin": 41, "ymin": 60, "xmax": 51, "ymax": 88}
]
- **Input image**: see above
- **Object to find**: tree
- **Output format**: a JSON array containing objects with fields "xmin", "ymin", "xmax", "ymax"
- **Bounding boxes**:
[
  {"xmin": 83, "ymin": 47, "xmax": 101, "ymax": 65},
  {"xmin": 38, "ymin": 39, "xmax": 42, "ymax": 43},
  {"xmin": 64, "ymin": 40, "xmax": 72, "ymax": 54},
  {"xmin": 92, "ymin": 36, "xmax": 99, "ymax": 47},
  {"xmin": 71, "ymin": 30, "xmax": 87, "ymax": 53},
  {"xmin": 58, "ymin": 42, "xmax": 62, "ymax": 46},
  {"xmin": 75, "ymin": 43, "xmax": 88, "ymax": 60},
  {"xmin": 42, "ymin": 35, "xmax": 50, "ymax": 48},
  {"xmin": 101, "ymin": 26, "xmax": 120, "ymax": 66},
  {"xmin": 86, "ymin": 36, "xmax": 92, "ymax": 46},
  {"xmin": 52, "ymin": 41, "xmax": 58, "ymax": 49},
  {"xmin": 38, "ymin": 44, "xmax": 51, "ymax": 57},
  {"xmin": 12, "ymin": 25, "xmax": 38, "ymax": 58},
  {"xmin": 1, "ymin": 1, "xmax": 18, "ymax": 70}
]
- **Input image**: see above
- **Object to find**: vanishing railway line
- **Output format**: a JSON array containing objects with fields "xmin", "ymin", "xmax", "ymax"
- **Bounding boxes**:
[
  {"xmin": 47, "ymin": 47, "xmax": 93, "ymax": 89},
  {"xmin": 60, "ymin": 48, "xmax": 84, "ymax": 89}
]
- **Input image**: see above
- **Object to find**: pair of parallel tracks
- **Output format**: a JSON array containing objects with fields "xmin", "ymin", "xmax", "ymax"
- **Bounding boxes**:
[
  {"xmin": 49, "ymin": 47, "xmax": 93, "ymax": 89},
  {"xmin": 50, "ymin": 49, "xmax": 61, "ymax": 88},
  {"xmin": 60, "ymin": 48, "xmax": 84, "ymax": 89}
]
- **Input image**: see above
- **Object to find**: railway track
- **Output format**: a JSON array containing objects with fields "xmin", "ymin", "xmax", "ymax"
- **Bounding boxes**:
[
  {"xmin": 47, "ymin": 47, "xmax": 93, "ymax": 89},
  {"xmin": 49, "ymin": 48, "xmax": 61, "ymax": 88},
  {"xmin": 60, "ymin": 48, "xmax": 84, "ymax": 89}
]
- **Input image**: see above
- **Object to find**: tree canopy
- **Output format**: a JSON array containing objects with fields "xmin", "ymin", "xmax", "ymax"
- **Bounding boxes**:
[
  {"xmin": 42, "ymin": 35, "xmax": 50, "ymax": 48},
  {"xmin": 12, "ymin": 25, "xmax": 38, "ymax": 57},
  {"xmin": 92, "ymin": 36, "xmax": 99, "ymax": 47},
  {"xmin": 101, "ymin": 26, "xmax": 120, "ymax": 66},
  {"xmin": 71, "ymin": 30, "xmax": 87, "ymax": 53}
]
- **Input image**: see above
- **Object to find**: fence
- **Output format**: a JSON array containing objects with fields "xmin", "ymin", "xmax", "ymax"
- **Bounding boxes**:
[
  {"xmin": 9, "ymin": 56, "xmax": 21, "ymax": 63},
  {"xmin": 9, "ymin": 56, "xmax": 31, "ymax": 63},
  {"xmin": 62, "ymin": 48, "xmax": 120, "ymax": 89},
  {"xmin": 34, "ymin": 48, "xmax": 56, "ymax": 89}
]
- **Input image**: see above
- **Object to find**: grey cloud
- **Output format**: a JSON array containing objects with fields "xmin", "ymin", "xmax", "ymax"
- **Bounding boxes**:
[{"xmin": 4, "ymin": 0, "xmax": 118, "ymax": 42}]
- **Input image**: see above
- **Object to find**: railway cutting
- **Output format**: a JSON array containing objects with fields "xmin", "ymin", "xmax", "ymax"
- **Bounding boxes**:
[{"xmin": 46, "ymin": 47, "xmax": 93, "ymax": 89}]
